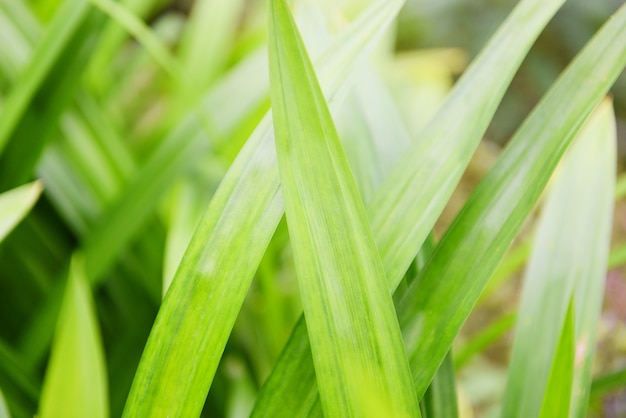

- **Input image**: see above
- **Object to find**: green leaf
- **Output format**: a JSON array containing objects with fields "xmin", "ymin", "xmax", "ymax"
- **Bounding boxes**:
[
  {"xmin": 253, "ymin": 0, "xmax": 566, "ymax": 414},
  {"xmin": 501, "ymin": 97, "xmax": 616, "ymax": 418},
  {"xmin": 88, "ymin": 0, "xmax": 180, "ymax": 80},
  {"xmin": 0, "ymin": 0, "xmax": 90, "ymax": 158},
  {"xmin": 0, "ymin": 388, "xmax": 10, "ymax": 418},
  {"xmin": 0, "ymin": 340, "xmax": 40, "ymax": 414},
  {"xmin": 38, "ymin": 255, "xmax": 108, "ymax": 418},
  {"xmin": 85, "ymin": 0, "xmax": 161, "ymax": 92},
  {"xmin": 337, "ymin": 65, "xmax": 412, "ymax": 202},
  {"xmin": 367, "ymin": 0, "xmax": 567, "ymax": 289},
  {"xmin": 397, "ymin": 3, "xmax": 626, "ymax": 398},
  {"xmin": 539, "ymin": 300, "xmax": 575, "ymax": 418},
  {"xmin": 454, "ymin": 313, "xmax": 517, "ymax": 369},
  {"xmin": 82, "ymin": 48, "xmax": 268, "ymax": 282},
  {"xmin": 122, "ymin": 1, "xmax": 404, "ymax": 416},
  {"xmin": 421, "ymin": 352, "xmax": 458, "ymax": 418},
  {"xmin": 0, "ymin": 181, "xmax": 42, "ymax": 242},
  {"xmin": 568, "ymin": 99, "xmax": 617, "ymax": 418},
  {"xmin": 269, "ymin": 0, "xmax": 419, "ymax": 415},
  {"xmin": 590, "ymin": 368, "xmax": 626, "ymax": 399},
  {"xmin": 177, "ymin": 0, "xmax": 247, "ymax": 102}
]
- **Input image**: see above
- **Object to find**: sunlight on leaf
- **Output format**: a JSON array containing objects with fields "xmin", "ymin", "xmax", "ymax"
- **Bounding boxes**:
[{"xmin": 0, "ymin": 180, "xmax": 42, "ymax": 242}]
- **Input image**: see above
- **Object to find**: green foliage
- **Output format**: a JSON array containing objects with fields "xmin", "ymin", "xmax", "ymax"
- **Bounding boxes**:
[
  {"xmin": 0, "ymin": 0, "xmax": 624, "ymax": 417},
  {"xmin": 0, "ymin": 181, "xmax": 42, "ymax": 242},
  {"xmin": 38, "ymin": 256, "xmax": 108, "ymax": 418},
  {"xmin": 269, "ymin": 0, "xmax": 419, "ymax": 415}
]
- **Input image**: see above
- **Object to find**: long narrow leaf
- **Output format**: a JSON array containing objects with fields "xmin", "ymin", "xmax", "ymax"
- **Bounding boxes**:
[
  {"xmin": 421, "ymin": 352, "xmax": 458, "ymax": 418},
  {"xmin": 253, "ymin": 0, "xmax": 567, "ymax": 414},
  {"xmin": 501, "ymin": 98, "xmax": 616, "ymax": 418},
  {"xmin": 38, "ymin": 255, "xmax": 108, "ymax": 418},
  {"xmin": 0, "ymin": 388, "xmax": 10, "ymax": 418},
  {"xmin": 397, "ymin": 3, "xmax": 626, "ymax": 397},
  {"xmin": 269, "ymin": 0, "xmax": 419, "ymax": 415},
  {"xmin": 122, "ymin": 1, "xmax": 405, "ymax": 416},
  {"xmin": 539, "ymin": 301, "xmax": 576, "ymax": 418},
  {"xmin": 177, "ymin": 0, "xmax": 246, "ymax": 102},
  {"xmin": 569, "ymin": 99, "xmax": 617, "ymax": 418},
  {"xmin": 0, "ymin": 0, "xmax": 90, "ymax": 158}
]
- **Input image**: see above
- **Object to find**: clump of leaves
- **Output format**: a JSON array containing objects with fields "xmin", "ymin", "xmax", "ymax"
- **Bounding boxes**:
[{"xmin": 0, "ymin": 0, "xmax": 625, "ymax": 417}]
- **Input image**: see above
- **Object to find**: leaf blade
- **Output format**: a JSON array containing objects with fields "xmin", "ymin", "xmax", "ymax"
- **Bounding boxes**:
[
  {"xmin": 501, "ymin": 98, "xmax": 616, "ymax": 418},
  {"xmin": 38, "ymin": 255, "xmax": 109, "ymax": 418},
  {"xmin": 0, "ymin": 181, "xmax": 42, "ymax": 242},
  {"xmin": 397, "ymin": 3, "xmax": 626, "ymax": 397},
  {"xmin": 122, "ymin": 1, "xmax": 405, "ymax": 416},
  {"xmin": 269, "ymin": 0, "xmax": 419, "ymax": 415},
  {"xmin": 539, "ymin": 301, "xmax": 575, "ymax": 418},
  {"xmin": 253, "ymin": 0, "xmax": 568, "ymax": 414}
]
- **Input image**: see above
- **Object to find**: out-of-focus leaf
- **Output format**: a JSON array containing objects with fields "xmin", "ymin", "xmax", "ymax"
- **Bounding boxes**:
[
  {"xmin": 0, "ymin": 388, "xmax": 10, "ymax": 418},
  {"xmin": 422, "ymin": 352, "xmax": 458, "ymax": 418},
  {"xmin": 269, "ymin": 0, "xmax": 419, "ymax": 415},
  {"xmin": 0, "ymin": 0, "xmax": 89, "ymax": 159},
  {"xmin": 337, "ymin": 66, "xmax": 411, "ymax": 202},
  {"xmin": 0, "ymin": 181, "xmax": 42, "ymax": 242},
  {"xmin": 539, "ymin": 301, "xmax": 575, "ymax": 418},
  {"xmin": 397, "ymin": 3, "xmax": 626, "ymax": 398},
  {"xmin": 0, "ymin": 6, "xmax": 107, "ymax": 192},
  {"xmin": 0, "ymin": 340, "xmax": 40, "ymax": 415},
  {"xmin": 88, "ymin": 0, "xmax": 180, "ymax": 79},
  {"xmin": 38, "ymin": 255, "xmax": 108, "ymax": 418},
  {"xmin": 454, "ymin": 313, "xmax": 517, "ymax": 369},
  {"xmin": 82, "ymin": 48, "xmax": 268, "ymax": 282},
  {"xmin": 122, "ymin": 1, "xmax": 405, "ymax": 416},
  {"xmin": 85, "ymin": 0, "xmax": 163, "ymax": 92},
  {"xmin": 177, "ymin": 0, "xmax": 247, "ymax": 103},
  {"xmin": 501, "ymin": 98, "xmax": 616, "ymax": 418},
  {"xmin": 590, "ymin": 368, "xmax": 626, "ymax": 399},
  {"xmin": 569, "ymin": 100, "xmax": 617, "ymax": 418}
]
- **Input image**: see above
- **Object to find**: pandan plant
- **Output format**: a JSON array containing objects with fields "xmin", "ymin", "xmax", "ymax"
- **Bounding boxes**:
[{"xmin": 0, "ymin": 0, "xmax": 624, "ymax": 417}]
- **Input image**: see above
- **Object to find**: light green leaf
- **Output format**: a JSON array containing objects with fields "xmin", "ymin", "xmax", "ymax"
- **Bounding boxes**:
[
  {"xmin": 539, "ymin": 301, "xmax": 575, "ymax": 418},
  {"xmin": 253, "ymin": 0, "xmax": 566, "ymax": 414},
  {"xmin": 0, "ymin": 389, "xmax": 9, "ymax": 418},
  {"xmin": 569, "ymin": 99, "xmax": 617, "ymax": 418},
  {"xmin": 337, "ymin": 65, "xmax": 412, "ymax": 202},
  {"xmin": 397, "ymin": 2, "xmax": 626, "ymax": 398},
  {"xmin": 501, "ymin": 98, "xmax": 616, "ymax": 418},
  {"xmin": 0, "ymin": 3, "xmax": 108, "ymax": 191},
  {"xmin": 269, "ymin": 0, "xmax": 419, "ymax": 416},
  {"xmin": 88, "ymin": 0, "xmax": 180, "ymax": 80},
  {"xmin": 122, "ymin": 1, "xmax": 404, "ymax": 416},
  {"xmin": 85, "ymin": 0, "xmax": 162, "ymax": 92},
  {"xmin": 38, "ymin": 255, "xmax": 108, "ymax": 418},
  {"xmin": 367, "ymin": 0, "xmax": 567, "ymax": 289},
  {"xmin": 177, "ymin": 0, "xmax": 247, "ymax": 102},
  {"xmin": 0, "ymin": 181, "xmax": 42, "ymax": 242},
  {"xmin": 82, "ymin": 48, "xmax": 268, "ymax": 282}
]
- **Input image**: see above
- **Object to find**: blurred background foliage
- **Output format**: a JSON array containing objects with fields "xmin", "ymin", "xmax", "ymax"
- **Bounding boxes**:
[
  {"xmin": 398, "ymin": 0, "xmax": 626, "ymax": 149},
  {"xmin": 0, "ymin": 0, "xmax": 624, "ymax": 417}
]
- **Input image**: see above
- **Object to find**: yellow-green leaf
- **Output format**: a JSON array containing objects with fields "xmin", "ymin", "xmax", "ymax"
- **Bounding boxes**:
[
  {"xmin": 122, "ymin": 1, "xmax": 404, "ymax": 416},
  {"xmin": 38, "ymin": 255, "xmax": 108, "ymax": 418},
  {"xmin": 269, "ymin": 0, "xmax": 419, "ymax": 416},
  {"xmin": 539, "ymin": 301, "xmax": 575, "ymax": 418}
]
